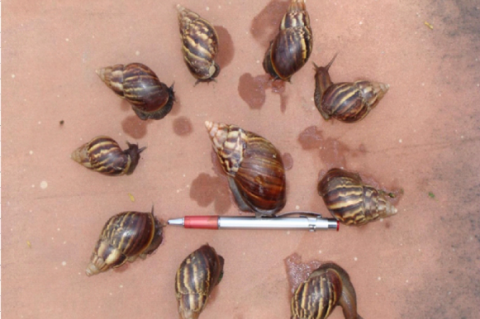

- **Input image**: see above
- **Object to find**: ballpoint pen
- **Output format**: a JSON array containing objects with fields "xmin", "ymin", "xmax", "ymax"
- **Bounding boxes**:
[{"xmin": 168, "ymin": 213, "xmax": 339, "ymax": 232}]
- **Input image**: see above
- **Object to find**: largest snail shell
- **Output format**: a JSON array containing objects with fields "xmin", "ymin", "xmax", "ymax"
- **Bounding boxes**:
[
  {"xmin": 314, "ymin": 55, "xmax": 389, "ymax": 123},
  {"xmin": 291, "ymin": 262, "xmax": 363, "ymax": 319},
  {"xmin": 96, "ymin": 63, "xmax": 175, "ymax": 120},
  {"xmin": 263, "ymin": 0, "xmax": 313, "ymax": 81},
  {"xmin": 205, "ymin": 121, "xmax": 286, "ymax": 217},
  {"xmin": 175, "ymin": 244, "xmax": 224, "ymax": 319},
  {"xmin": 86, "ymin": 208, "xmax": 163, "ymax": 276},
  {"xmin": 318, "ymin": 168, "xmax": 397, "ymax": 226},
  {"xmin": 71, "ymin": 135, "xmax": 145, "ymax": 176},
  {"xmin": 177, "ymin": 5, "xmax": 220, "ymax": 83}
]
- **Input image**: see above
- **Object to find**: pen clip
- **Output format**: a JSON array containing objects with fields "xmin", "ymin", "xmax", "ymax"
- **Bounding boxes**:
[{"xmin": 275, "ymin": 211, "xmax": 324, "ymax": 219}]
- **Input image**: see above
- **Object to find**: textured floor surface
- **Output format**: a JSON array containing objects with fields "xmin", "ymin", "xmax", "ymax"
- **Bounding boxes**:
[{"xmin": 2, "ymin": 0, "xmax": 480, "ymax": 318}]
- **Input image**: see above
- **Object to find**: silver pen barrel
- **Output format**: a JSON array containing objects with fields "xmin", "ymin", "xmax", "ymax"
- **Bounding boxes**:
[{"xmin": 218, "ymin": 216, "xmax": 338, "ymax": 231}]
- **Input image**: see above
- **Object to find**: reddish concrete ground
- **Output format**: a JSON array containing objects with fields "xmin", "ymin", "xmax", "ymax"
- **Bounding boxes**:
[{"xmin": 2, "ymin": 0, "xmax": 480, "ymax": 318}]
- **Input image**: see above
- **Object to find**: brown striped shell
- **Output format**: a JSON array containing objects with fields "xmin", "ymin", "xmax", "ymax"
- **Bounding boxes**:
[
  {"xmin": 205, "ymin": 121, "xmax": 286, "ymax": 217},
  {"xmin": 314, "ymin": 55, "xmax": 389, "ymax": 123},
  {"xmin": 263, "ymin": 0, "xmax": 313, "ymax": 81},
  {"xmin": 96, "ymin": 63, "xmax": 175, "ymax": 120},
  {"xmin": 291, "ymin": 263, "xmax": 363, "ymax": 319},
  {"xmin": 71, "ymin": 135, "xmax": 145, "ymax": 176},
  {"xmin": 86, "ymin": 209, "xmax": 163, "ymax": 276},
  {"xmin": 175, "ymin": 244, "xmax": 224, "ymax": 319},
  {"xmin": 318, "ymin": 168, "xmax": 397, "ymax": 226},
  {"xmin": 177, "ymin": 5, "xmax": 219, "ymax": 83}
]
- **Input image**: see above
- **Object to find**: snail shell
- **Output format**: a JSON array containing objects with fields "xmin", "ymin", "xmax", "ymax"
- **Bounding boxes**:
[
  {"xmin": 177, "ymin": 5, "xmax": 220, "ymax": 83},
  {"xmin": 314, "ymin": 55, "xmax": 389, "ymax": 123},
  {"xmin": 318, "ymin": 168, "xmax": 397, "ymax": 225},
  {"xmin": 71, "ymin": 135, "xmax": 145, "ymax": 176},
  {"xmin": 263, "ymin": 0, "xmax": 313, "ymax": 81},
  {"xmin": 205, "ymin": 121, "xmax": 286, "ymax": 217},
  {"xmin": 86, "ymin": 208, "xmax": 163, "ymax": 276},
  {"xmin": 175, "ymin": 244, "xmax": 224, "ymax": 319},
  {"xmin": 96, "ymin": 63, "xmax": 175, "ymax": 120},
  {"xmin": 291, "ymin": 262, "xmax": 363, "ymax": 319}
]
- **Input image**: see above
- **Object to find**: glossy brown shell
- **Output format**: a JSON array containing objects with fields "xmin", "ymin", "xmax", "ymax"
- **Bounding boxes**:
[
  {"xmin": 314, "ymin": 55, "xmax": 389, "ymax": 123},
  {"xmin": 206, "ymin": 121, "xmax": 286, "ymax": 216},
  {"xmin": 291, "ymin": 263, "xmax": 363, "ymax": 319},
  {"xmin": 177, "ymin": 5, "xmax": 220, "ymax": 83},
  {"xmin": 263, "ymin": 0, "xmax": 312, "ymax": 81},
  {"xmin": 96, "ymin": 63, "xmax": 175, "ymax": 120},
  {"xmin": 175, "ymin": 244, "xmax": 224, "ymax": 319},
  {"xmin": 71, "ymin": 135, "xmax": 145, "ymax": 176},
  {"xmin": 318, "ymin": 168, "xmax": 397, "ymax": 225},
  {"xmin": 86, "ymin": 209, "xmax": 163, "ymax": 276}
]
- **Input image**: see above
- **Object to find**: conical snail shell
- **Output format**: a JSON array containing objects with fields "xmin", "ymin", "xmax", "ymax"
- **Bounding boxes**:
[
  {"xmin": 205, "ymin": 121, "xmax": 286, "ymax": 216},
  {"xmin": 175, "ymin": 244, "xmax": 224, "ymax": 319},
  {"xmin": 291, "ymin": 262, "xmax": 363, "ymax": 319},
  {"xmin": 314, "ymin": 55, "xmax": 389, "ymax": 123},
  {"xmin": 96, "ymin": 63, "xmax": 175, "ymax": 120},
  {"xmin": 318, "ymin": 168, "xmax": 397, "ymax": 226},
  {"xmin": 177, "ymin": 5, "xmax": 220, "ymax": 83},
  {"xmin": 86, "ymin": 208, "xmax": 163, "ymax": 276},
  {"xmin": 263, "ymin": 0, "xmax": 313, "ymax": 81},
  {"xmin": 71, "ymin": 135, "xmax": 145, "ymax": 176}
]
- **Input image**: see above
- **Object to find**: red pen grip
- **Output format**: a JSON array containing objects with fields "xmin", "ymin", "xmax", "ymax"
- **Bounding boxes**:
[{"xmin": 184, "ymin": 216, "xmax": 219, "ymax": 229}]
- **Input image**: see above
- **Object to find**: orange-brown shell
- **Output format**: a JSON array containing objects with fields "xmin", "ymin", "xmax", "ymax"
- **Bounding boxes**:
[
  {"xmin": 86, "ymin": 209, "xmax": 163, "ymax": 276},
  {"xmin": 71, "ymin": 135, "xmax": 145, "ymax": 176},
  {"xmin": 318, "ymin": 168, "xmax": 397, "ymax": 225},
  {"xmin": 263, "ymin": 0, "xmax": 312, "ymax": 81},
  {"xmin": 96, "ymin": 63, "xmax": 175, "ymax": 120},
  {"xmin": 205, "ymin": 121, "xmax": 286, "ymax": 216},
  {"xmin": 175, "ymin": 244, "xmax": 224, "ymax": 319},
  {"xmin": 291, "ymin": 262, "xmax": 363, "ymax": 319}
]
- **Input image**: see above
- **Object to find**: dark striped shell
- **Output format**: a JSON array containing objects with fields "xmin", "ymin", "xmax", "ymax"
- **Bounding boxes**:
[
  {"xmin": 175, "ymin": 244, "xmax": 224, "ymax": 319},
  {"xmin": 177, "ymin": 5, "xmax": 219, "ymax": 83},
  {"xmin": 96, "ymin": 63, "xmax": 175, "ymax": 120},
  {"xmin": 205, "ymin": 121, "xmax": 286, "ymax": 217},
  {"xmin": 314, "ymin": 55, "xmax": 389, "ymax": 123},
  {"xmin": 71, "ymin": 135, "xmax": 145, "ymax": 176},
  {"xmin": 86, "ymin": 209, "xmax": 163, "ymax": 276},
  {"xmin": 291, "ymin": 263, "xmax": 363, "ymax": 319},
  {"xmin": 318, "ymin": 168, "xmax": 397, "ymax": 226},
  {"xmin": 263, "ymin": 0, "xmax": 312, "ymax": 81}
]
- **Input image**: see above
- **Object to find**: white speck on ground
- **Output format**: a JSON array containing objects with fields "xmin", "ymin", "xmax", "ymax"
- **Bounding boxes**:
[
  {"xmin": 29, "ymin": 150, "xmax": 33, "ymax": 155},
  {"xmin": 40, "ymin": 181, "xmax": 48, "ymax": 189},
  {"xmin": 62, "ymin": 261, "xmax": 67, "ymax": 266}
]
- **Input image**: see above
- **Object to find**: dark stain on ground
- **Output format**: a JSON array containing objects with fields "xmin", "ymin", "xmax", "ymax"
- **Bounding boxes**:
[
  {"xmin": 297, "ymin": 125, "xmax": 352, "ymax": 168},
  {"xmin": 251, "ymin": 0, "xmax": 289, "ymax": 49},
  {"xmin": 282, "ymin": 152, "xmax": 294, "ymax": 171},
  {"xmin": 214, "ymin": 25, "xmax": 234, "ymax": 70},
  {"xmin": 238, "ymin": 73, "xmax": 288, "ymax": 112},
  {"xmin": 189, "ymin": 173, "xmax": 232, "ymax": 215},
  {"xmin": 172, "ymin": 116, "xmax": 193, "ymax": 136},
  {"xmin": 121, "ymin": 115, "xmax": 150, "ymax": 139}
]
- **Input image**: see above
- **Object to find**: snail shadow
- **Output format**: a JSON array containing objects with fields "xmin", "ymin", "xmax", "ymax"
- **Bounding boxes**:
[
  {"xmin": 214, "ymin": 25, "xmax": 235, "ymax": 70},
  {"xmin": 238, "ymin": 73, "xmax": 288, "ymax": 113},
  {"xmin": 250, "ymin": 0, "xmax": 290, "ymax": 49},
  {"xmin": 170, "ymin": 94, "xmax": 182, "ymax": 116}
]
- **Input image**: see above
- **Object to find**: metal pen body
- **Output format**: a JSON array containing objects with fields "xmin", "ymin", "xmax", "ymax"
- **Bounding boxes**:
[
  {"xmin": 218, "ymin": 216, "xmax": 337, "ymax": 231},
  {"xmin": 168, "ymin": 215, "xmax": 339, "ymax": 231}
]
